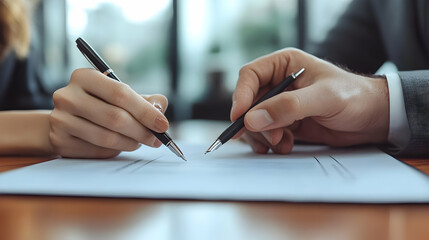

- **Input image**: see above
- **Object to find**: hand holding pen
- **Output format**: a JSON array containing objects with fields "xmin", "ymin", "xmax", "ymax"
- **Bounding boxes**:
[
  {"xmin": 206, "ymin": 67, "xmax": 304, "ymax": 154},
  {"xmin": 215, "ymin": 48, "xmax": 389, "ymax": 154},
  {"xmin": 75, "ymin": 38, "xmax": 185, "ymax": 160},
  {"xmin": 48, "ymin": 38, "xmax": 185, "ymax": 160}
]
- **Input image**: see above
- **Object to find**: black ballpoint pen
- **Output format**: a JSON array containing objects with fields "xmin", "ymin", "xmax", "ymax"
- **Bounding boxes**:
[
  {"xmin": 75, "ymin": 37, "xmax": 186, "ymax": 161},
  {"xmin": 205, "ymin": 68, "xmax": 305, "ymax": 154}
]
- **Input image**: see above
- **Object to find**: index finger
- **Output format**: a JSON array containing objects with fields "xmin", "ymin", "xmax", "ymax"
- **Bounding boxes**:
[
  {"xmin": 230, "ymin": 48, "xmax": 307, "ymax": 122},
  {"xmin": 70, "ymin": 68, "xmax": 169, "ymax": 133}
]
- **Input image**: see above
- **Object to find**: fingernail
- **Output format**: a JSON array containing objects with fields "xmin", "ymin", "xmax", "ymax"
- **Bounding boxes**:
[
  {"xmin": 153, "ymin": 102, "xmax": 163, "ymax": 112},
  {"xmin": 261, "ymin": 131, "xmax": 272, "ymax": 144},
  {"xmin": 155, "ymin": 116, "xmax": 169, "ymax": 132},
  {"xmin": 246, "ymin": 109, "xmax": 274, "ymax": 130}
]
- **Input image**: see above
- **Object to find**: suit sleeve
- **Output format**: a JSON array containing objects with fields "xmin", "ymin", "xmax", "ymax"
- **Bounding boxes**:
[
  {"xmin": 397, "ymin": 71, "xmax": 429, "ymax": 156},
  {"xmin": 308, "ymin": 0, "xmax": 388, "ymax": 74}
]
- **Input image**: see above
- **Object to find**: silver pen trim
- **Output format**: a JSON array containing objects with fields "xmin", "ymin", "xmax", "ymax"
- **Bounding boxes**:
[
  {"xmin": 292, "ymin": 68, "xmax": 305, "ymax": 79},
  {"xmin": 103, "ymin": 68, "xmax": 113, "ymax": 75},
  {"xmin": 167, "ymin": 141, "xmax": 186, "ymax": 161},
  {"xmin": 205, "ymin": 139, "xmax": 223, "ymax": 154}
]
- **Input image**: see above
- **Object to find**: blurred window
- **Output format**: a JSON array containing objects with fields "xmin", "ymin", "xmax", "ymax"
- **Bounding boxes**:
[
  {"xmin": 38, "ymin": 0, "xmax": 353, "ymax": 120},
  {"xmin": 177, "ymin": 0, "xmax": 298, "ymax": 119},
  {"xmin": 66, "ymin": 0, "xmax": 173, "ymax": 95}
]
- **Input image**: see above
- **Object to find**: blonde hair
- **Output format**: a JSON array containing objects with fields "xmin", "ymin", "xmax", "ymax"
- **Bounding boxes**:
[{"xmin": 0, "ymin": 0, "xmax": 30, "ymax": 59}]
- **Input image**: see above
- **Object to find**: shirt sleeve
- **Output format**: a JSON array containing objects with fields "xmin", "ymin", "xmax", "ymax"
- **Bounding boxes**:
[{"xmin": 385, "ymin": 73, "xmax": 411, "ymax": 152}]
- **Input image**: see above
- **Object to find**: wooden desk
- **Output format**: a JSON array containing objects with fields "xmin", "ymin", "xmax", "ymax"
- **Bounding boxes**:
[
  {"xmin": 1, "ymin": 121, "xmax": 429, "ymax": 240},
  {"xmin": 1, "ymin": 158, "xmax": 429, "ymax": 240}
]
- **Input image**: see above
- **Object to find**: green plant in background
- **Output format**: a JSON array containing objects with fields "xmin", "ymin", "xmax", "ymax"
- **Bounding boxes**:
[{"xmin": 126, "ymin": 44, "xmax": 167, "ymax": 81}]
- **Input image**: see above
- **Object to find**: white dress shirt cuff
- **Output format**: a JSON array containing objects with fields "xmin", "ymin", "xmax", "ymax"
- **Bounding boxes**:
[{"xmin": 385, "ymin": 73, "xmax": 411, "ymax": 151}]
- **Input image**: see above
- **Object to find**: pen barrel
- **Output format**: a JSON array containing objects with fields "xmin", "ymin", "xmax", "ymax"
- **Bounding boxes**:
[
  {"xmin": 251, "ymin": 75, "xmax": 295, "ymax": 107},
  {"xmin": 218, "ymin": 75, "xmax": 296, "ymax": 144},
  {"xmin": 219, "ymin": 117, "xmax": 245, "ymax": 144},
  {"xmin": 76, "ymin": 37, "xmax": 112, "ymax": 74},
  {"xmin": 107, "ymin": 72, "xmax": 121, "ymax": 82},
  {"xmin": 150, "ymin": 130, "xmax": 172, "ymax": 145}
]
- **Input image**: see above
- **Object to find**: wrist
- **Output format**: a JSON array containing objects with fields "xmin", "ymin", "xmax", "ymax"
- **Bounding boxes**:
[
  {"xmin": 0, "ymin": 110, "xmax": 55, "ymax": 156},
  {"xmin": 366, "ymin": 75, "xmax": 390, "ymax": 144}
]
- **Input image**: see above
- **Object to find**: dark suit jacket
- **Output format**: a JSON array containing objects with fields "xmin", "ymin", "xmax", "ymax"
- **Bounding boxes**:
[
  {"xmin": 0, "ymin": 49, "xmax": 52, "ymax": 110},
  {"xmin": 311, "ymin": 0, "xmax": 429, "ymax": 156}
]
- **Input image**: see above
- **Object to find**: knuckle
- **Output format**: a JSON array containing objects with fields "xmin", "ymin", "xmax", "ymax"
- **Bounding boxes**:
[
  {"xmin": 111, "ymin": 83, "xmax": 131, "ymax": 106},
  {"xmin": 105, "ymin": 109, "xmax": 128, "ymax": 129},
  {"xmin": 329, "ymin": 85, "xmax": 347, "ymax": 103},
  {"xmin": 49, "ymin": 109, "xmax": 65, "ymax": 127},
  {"xmin": 136, "ymin": 113, "xmax": 149, "ymax": 126},
  {"xmin": 52, "ymin": 88, "xmax": 66, "ymax": 107},
  {"xmin": 52, "ymin": 88, "xmax": 78, "ymax": 112},
  {"xmin": 272, "ymin": 93, "xmax": 302, "ymax": 123},
  {"xmin": 281, "ymin": 47, "xmax": 302, "ymax": 57},
  {"xmin": 287, "ymin": 93, "xmax": 302, "ymax": 113},
  {"xmin": 70, "ymin": 69, "xmax": 85, "ymax": 83},
  {"xmin": 239, "ymin": 64, "xmax": 252, "ymax": 77},
  {"xmin": 284, "ymin": 47, "xmax": 300, "ymax": 54}
]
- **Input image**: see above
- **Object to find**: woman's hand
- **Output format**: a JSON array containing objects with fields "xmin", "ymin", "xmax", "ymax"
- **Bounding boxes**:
[
  {"xmin": 231, "ymin": 48, "xmax": 389, "ymax": 154},
  {"xmin": 49, "ymin": 68, "xmax": 169, "ymax": 158}
]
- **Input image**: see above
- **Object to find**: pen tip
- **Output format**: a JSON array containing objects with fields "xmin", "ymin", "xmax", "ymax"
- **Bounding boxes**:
[
  {"xmin": 205, "ymin": 139, "xmax": 222, "ymax": 155},
  {"xmin": 181, "ymin": 155, "xmax": 187, "ymax": 161}
]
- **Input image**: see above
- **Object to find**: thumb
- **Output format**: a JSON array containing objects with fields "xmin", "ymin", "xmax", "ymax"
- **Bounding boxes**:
[
  {"xmin": 141, "ymin": 94, "xmax": 169, "ymax": 114},
  {"xmin": 244, "ymin": 85, "xmax": 328, "ymax": 131}
]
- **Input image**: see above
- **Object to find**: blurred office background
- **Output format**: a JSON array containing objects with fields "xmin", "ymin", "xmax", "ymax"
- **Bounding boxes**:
[{"xmin": 35, "ymin": 0, "xmax": 352, "ymax": 121}]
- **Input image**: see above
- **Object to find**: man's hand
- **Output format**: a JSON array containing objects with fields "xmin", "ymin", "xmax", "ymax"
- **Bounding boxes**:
[
  {"xmin": 49, "ymin": 68, "xmax": 169, "ymax": 158},
  {"xmin": 231, "ymin": 48, "xmax": 389, "ymax": 154}
]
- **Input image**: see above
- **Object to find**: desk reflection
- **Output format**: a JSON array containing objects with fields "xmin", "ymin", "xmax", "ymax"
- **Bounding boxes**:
[{"xmin": 1, "ymin": 196, "xmax": 429, "ymax": 240}]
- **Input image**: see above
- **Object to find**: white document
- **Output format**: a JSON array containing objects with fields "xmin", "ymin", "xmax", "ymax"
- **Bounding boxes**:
[{"xmin": 0, "ymin": 142, "xmax": 428, "ymax": 203}]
